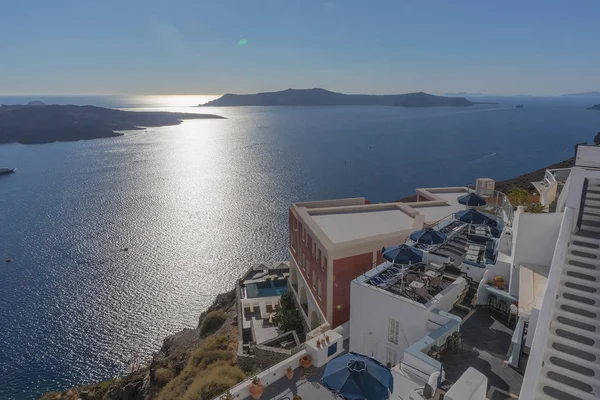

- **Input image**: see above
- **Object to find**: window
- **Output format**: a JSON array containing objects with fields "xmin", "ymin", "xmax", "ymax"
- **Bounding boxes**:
[
  {"xmin": 312, "ymin": 242, "xmax": 316, "ymax": 257},
  {"xmin": 290, "ymin": 232, "xmax": 296, "ymax": 252},
  {"xmin": 305, "ymin": 259, "xmax": 309, "ymax": 273},
  {"xmin": 386, "ymin": 347, "xmax": 398, "ymax": 367},
  {"xmin": 327, "ymin": 342, "xmax": 338, "ymax": 357},
  {"xmin": 324, "ymin": 257, "xmax": 328, "ymax": 270},
  {"xmin": 312, "ymin": 271, "xmax": 316, "ymax": 289},
  {"xmin": 301, "ymin": 226, "xmax": 305, "ymax": 242},
  {"xmin": 293, "ymin": 219, "xmax": 298, "ymax": 231},
  {"xmin": 388, "ymin": 318, "xmax": 399, "ymax": 344},
  {"xmin": 318, "ymin": 279, "xmax": 322, "ymax": 300},
  {"xmin": 317, "ymin": 249, "xmax": 321, "ymax": 266},
  {"xmin": 298, "ymin": 251, "xmax": 303, "ymax": 266}
]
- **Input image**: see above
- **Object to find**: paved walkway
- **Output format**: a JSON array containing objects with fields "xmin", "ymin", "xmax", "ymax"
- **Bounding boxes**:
[{"xmin": 441, "ymin": 309, "xmax": 524, "ymax": 398}]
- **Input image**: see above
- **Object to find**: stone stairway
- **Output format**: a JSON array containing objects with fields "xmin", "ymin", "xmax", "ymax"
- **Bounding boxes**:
[{"xmin": 534, "ymin": 187, "xmax": 600, "ymax": 400}]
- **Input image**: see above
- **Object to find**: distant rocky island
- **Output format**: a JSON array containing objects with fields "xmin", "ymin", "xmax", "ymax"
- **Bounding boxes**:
[
  {"xmin": 445, "ymin": 92, "xmax": 484, "ymax": 96},
  {"xmin": 200, "ymin": 88, "xmax": 472, "ymax": 107},
  {"xmin": 587, "ymin": 104, "xmax": 600, "ymax": 110},
  {"xmin": 562, "ymin": 91, "xmax": 600, "ymax": 97},
  {"xmin": 0, "ymin": 104, "xmax": 224, "ymax": 144}
]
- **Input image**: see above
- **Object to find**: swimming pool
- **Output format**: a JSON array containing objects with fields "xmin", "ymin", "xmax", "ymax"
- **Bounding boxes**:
[{"xmin": 246, "ymin": 280, "xmax": 288, "ymax": 298}]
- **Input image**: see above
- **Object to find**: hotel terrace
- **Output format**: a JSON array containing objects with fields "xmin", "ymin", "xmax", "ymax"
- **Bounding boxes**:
[{"xmin": 218, "ymin": 144, "xmax": 600, "ymax": 400}]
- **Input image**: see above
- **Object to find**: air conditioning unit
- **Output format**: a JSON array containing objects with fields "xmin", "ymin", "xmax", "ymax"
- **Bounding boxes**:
[{"xmin": 475, "ymin": 178, "xmax": 495, "ymax": 196}]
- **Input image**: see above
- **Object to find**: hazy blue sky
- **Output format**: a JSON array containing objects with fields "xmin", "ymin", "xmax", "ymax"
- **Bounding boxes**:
[{"xmin": 2, "ymin": 1, "xmax": 599, "ymax": 95}]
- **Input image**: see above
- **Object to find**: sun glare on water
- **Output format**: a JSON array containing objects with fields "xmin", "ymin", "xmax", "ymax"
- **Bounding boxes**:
[{"xmin": 133, "ymin": 95, "xmax": 220, "ymax": 107}]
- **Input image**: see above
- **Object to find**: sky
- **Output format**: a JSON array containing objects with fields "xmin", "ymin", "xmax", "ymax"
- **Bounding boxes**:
[{"xmin": 1, "ymin": 0, "xmax": 599, "ymax": 96}]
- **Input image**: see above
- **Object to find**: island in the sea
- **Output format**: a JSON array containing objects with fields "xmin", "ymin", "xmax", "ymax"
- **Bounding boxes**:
[
  {"xmin": 587, "ymin": 104, "xmax": 600, "ymax": 110},
  {"xmin": 200, "ymin": 88, "xmax": 472, "ymax": 107},
  {"xmin": 563, "ymin": 91, "xmax": 600, "ymax": 97},
  {"xmin": 0, "ymin": 104, "xmax": 225, "ymax": 144}
]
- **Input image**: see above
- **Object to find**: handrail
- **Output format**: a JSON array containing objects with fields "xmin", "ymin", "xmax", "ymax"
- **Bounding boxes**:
[{"xmin": 576, "ymin": 178, "xmax": 589, "ymax": 230}]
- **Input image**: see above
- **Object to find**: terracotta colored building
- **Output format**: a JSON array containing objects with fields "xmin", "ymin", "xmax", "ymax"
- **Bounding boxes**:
[{"xmin": 288, "ymin": 198, "xmax": 424, "ymax": 330}]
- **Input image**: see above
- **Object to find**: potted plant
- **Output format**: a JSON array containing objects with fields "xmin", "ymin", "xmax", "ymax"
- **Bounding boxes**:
[
  {"xmin": 494, "ymin": 276, "xmax": 505, "ymax": 289},
  {"xmin": 300, "ymin": 354, "xmax": 312, "ymax": 368},
  {"xmin": 325, "ymin": 334, "xmax": 330, "ymax": 344},
  {"xmin": 320, "ymin": 338, "xmax": 326, "ymax": 346},
  {"xmin": 293, "ymin": 396, "xmax": 302, "ymax": 400},
  {"xmin": 286, "ymin": 366, "xmax": 294, "ymax": 380},
  {"xmin": 249, "ymin": 376, "xmax": 263, "ymax": 399}
]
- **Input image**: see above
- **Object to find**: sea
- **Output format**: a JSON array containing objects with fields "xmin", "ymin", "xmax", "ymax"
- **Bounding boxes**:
[{"xmin": 0, "ymin": 94, "xmax": 599, "ymax": 399}]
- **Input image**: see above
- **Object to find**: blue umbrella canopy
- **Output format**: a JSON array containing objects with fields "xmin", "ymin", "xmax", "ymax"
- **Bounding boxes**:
[
  {"xmin": 454, "ymin": 209, "xmax": 498, "ymax": 227},
  {"xmin": 457, "ymin": 193, "xmax": 487, "ymax": 206},
  {"xmin": 381, "ymin": 244, "xmax": 423, "ymax": 264},
  {"xmin": 323, "ymin": 352, "xmax": 394, "ymax": 400},
  {"xmin": 409, "ymin": 228, "xmax": 447, "ymax": 245}
]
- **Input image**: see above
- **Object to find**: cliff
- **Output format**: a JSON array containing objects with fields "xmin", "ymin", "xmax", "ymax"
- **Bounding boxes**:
[
  {"xmin": 41, "ymin": 290, "xmax": 240, "ymax": 400},
  {"xmin": 200, "ymin": 88, "xmax": 472, "ymax": 107},
  {"xmin": 587, "ymin": 104, "xmax": 600, "ymax": 110},
  {"xmin": 397, "ymin": 157, "xmax": 575, "ymax": 202},
  {"xmin": 0, "ymin": 104, "xmax": 225, "ymax": 144}
]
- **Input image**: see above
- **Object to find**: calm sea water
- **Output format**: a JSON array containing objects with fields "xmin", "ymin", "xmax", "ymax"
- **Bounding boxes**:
[{"xmin": 0, "ymin": 95, "xmax": 599, "ymax": 399}]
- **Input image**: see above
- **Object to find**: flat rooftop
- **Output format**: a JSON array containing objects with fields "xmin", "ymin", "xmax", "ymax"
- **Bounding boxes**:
[
  {"xmin": 311, "ymin": 208, "xmax": 414, "ymax": 243},
  {"xmin": 407, "ymin": 189, "xmax": 468, "ymax": 223}
]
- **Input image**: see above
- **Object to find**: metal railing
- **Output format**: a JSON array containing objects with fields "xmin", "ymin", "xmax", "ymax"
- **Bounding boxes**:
[{"xmin": 467, "ymin": 185, "xmax": 514, "ymax": 225}]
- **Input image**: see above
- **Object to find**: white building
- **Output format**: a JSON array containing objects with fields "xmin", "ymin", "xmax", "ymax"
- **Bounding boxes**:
[
  {"xmin": 350, "ymin": 261, "xmax": 466, "ymax": 376},
  {"xmin": 520, "ymin": 145, "xmax": 600, "ymax": 400}
]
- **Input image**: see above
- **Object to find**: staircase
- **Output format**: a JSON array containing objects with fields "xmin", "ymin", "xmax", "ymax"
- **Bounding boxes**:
[{"xmin": 534, "ymin": 187, "xmax": 600, "ymax": 400}]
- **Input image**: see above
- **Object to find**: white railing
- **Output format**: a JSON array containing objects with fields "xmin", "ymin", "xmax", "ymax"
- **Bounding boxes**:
[
  {"xmin": 549, "ymin": 168, "xmax": 571, "ymax": 182},
  {"xmin": 467, "ymin": 185, "xmax": 514, "ymax": 225}
]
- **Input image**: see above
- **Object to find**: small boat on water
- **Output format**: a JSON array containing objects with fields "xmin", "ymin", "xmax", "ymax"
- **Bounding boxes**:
[
  {"xmin": 515, "ymin": 104, "xmax": 524, "ymax": 108},
  {"xmin": 0, "ymin": 167, "xmax": 16, "ymax": 175}
]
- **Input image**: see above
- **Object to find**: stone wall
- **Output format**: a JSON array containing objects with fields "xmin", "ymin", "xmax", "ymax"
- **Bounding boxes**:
[
  {"xmin": 235, "ymin": 280, "xmax": 244, "ymax": 356},
  {"xmin": 237, "ymin": 334, "xmax": 304, "ymax": 372}
]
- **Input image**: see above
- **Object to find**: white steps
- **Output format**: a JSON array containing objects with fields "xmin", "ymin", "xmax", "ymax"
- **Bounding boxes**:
[{"xmin": 533, "ymin": 188, "xmax": 600, "ymax": 400}]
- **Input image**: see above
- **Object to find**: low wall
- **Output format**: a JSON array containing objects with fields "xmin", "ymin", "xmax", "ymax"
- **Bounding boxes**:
[{"xmin": 214, "ymin": 350, "xmax": 308, "ymax": 400}]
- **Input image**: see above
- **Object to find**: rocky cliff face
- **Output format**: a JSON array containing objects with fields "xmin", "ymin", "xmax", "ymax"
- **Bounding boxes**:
[
  {"xmin": 40, "ymin": 290, "xmax": 237, "ymax": 400},
  {"xmin": 587, "ymin": 104, "xmax": 600, "ymax": 110}
]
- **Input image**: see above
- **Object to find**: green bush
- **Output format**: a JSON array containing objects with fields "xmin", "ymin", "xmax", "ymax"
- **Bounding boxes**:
[
  {"xmin": 525, "ymin": 202, "xmax": 547, "ymax": 213},
  {"xmin": 275, "ymin": 292, "xmax": 303, "ymax": 334},
  {"xmin": 199, "ymin": 311, "xmax": 227, "ymax": 336},
  {"xmin": 155, "ymin": 367, "xmax": 175, "ymax": 386},
  {"xmin": 508, "ymin": 188, "xmax": 529, "ymax": 206}
]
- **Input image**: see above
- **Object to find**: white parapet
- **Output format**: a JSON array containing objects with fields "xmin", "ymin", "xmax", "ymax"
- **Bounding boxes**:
[{"xmin": 445, "ymin": 367, "xmax": 488, "ymax": 400}]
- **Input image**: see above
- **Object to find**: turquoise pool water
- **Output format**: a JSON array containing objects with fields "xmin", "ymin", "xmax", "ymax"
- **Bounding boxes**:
[{"xmin": 246, "ymin": 280, "xmax": 288, "ymax": 298}]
